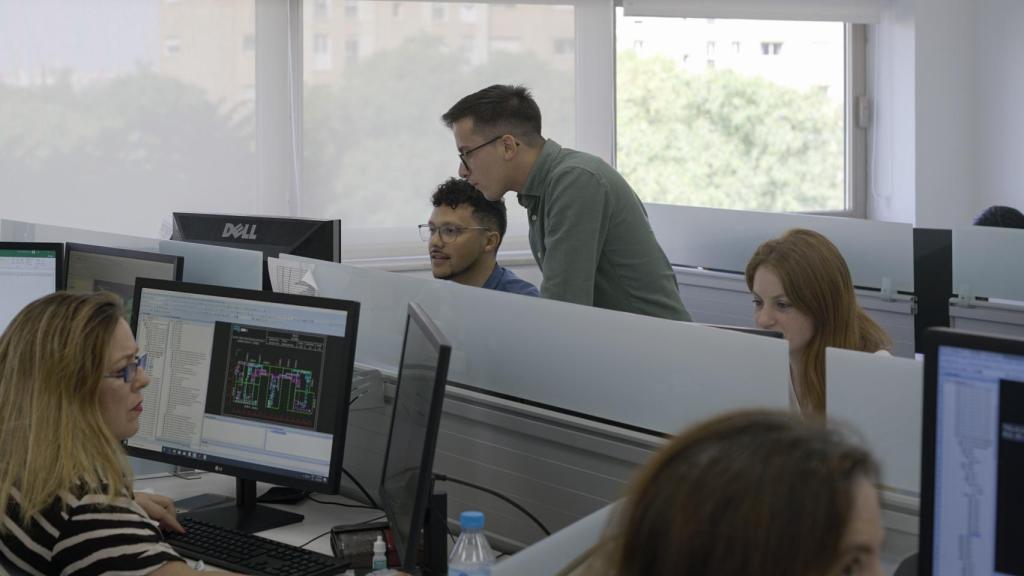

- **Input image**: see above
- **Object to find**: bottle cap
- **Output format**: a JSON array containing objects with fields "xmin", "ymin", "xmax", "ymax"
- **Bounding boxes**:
[
  {"xmin": 459, "ymin": 510, "xmax": 485, "ymax": 530},
  {"xmin": 373, "ymin": 535, "xmax": 386, "ymax": 554}
]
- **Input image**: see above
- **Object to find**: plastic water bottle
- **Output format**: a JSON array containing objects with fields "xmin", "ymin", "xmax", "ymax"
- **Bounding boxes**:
[
  {"xmin": 448, "ymin": 511, "xmax": 496, "ymax": 576},
  {"xmin": 371, "ymin": 535, "xmax": 387, "ymax": 571}
]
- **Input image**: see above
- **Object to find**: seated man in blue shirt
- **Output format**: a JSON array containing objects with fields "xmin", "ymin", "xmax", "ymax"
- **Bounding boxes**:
[{"xmin": 421, "ymin": 178, "xmax": 539, "ymax": 297}]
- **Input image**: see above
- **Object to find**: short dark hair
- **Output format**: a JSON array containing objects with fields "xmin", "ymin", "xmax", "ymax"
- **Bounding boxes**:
[
  {"xmin": 974, "ymin": 205, "xmax": 1024, "ymax": 229},
  {"xmin": 430, "ymin": 178, "xmax": 507, "ymax": 247},
  {"xmin": 441, "ymin": 84, "xmax": 543, "ymax": 146}
]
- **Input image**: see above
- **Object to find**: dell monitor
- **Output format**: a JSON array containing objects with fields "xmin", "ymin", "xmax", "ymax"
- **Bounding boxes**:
[
  {"xmin": 171, "ymin": 213, "xmax": 340, "ymax": 289},
  {"xmin": 65, "ymin": 243, "xmax": 183, "ymax": 320},
  {"xmin": 127, "ymin": 278, "xmax": 360, "ymax": 533},
  {"xmin": 380, "ymin": 303, "xmax": 452, "ymax": 573},
  {"xmin": 0, "ymin": 242, "xmax": 63, "ymax": 334},
  {"xmin": 920, "ymin": 327, "xmax": 1024, "ymax": 575}
]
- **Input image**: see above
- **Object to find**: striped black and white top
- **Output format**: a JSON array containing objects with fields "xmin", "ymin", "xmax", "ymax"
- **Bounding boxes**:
[{"xmin": 0, "ymin": 485, "xmax": 183, "ymax": 575}]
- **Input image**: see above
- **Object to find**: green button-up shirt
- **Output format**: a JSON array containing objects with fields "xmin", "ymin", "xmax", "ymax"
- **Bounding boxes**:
[{"xmin": 517, "ymin": 140, "xmax": 691, "ymax": 321}]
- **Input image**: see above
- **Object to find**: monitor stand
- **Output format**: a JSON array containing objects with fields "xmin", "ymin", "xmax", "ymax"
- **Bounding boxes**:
[{"xmin": 183, "ymin": 478, "xmax": 304, "ymax": 534}]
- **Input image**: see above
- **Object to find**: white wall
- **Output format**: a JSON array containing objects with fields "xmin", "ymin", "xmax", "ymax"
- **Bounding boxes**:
[
  {"xmin": 974, "ymin": 0, "xmax": 1024, "ymax": 213},
  {"xmin": 871, "ymin": 0, "xmax": 1024, "ymax": 228}
]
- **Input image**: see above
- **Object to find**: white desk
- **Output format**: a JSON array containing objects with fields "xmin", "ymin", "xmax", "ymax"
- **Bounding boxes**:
[{"xmin": 135, "ymin": 472, "xmax": 384, "ymax": 557}]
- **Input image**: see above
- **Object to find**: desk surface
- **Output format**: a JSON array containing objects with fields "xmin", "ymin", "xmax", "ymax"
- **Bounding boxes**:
[{"xmin": 135, "ymin": 472, "xmax": 385, "ymax": 557}]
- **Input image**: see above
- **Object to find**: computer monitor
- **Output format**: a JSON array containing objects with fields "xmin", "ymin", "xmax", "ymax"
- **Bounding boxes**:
[
  {"xmin": 127, "ymin": 278, "xmax": 360, "ymax": 533},
  {"xmin": 0, "ymin": 242, "xmax": 63, "ymax": 334},
  {"xmin": 920, "ymin": 327, "xmax": 1024, "ymax": 575},
  {"xmin": 380, "ymin": 303, "xmax": 452, "ymax": 572},
  {"xmin": 65, "ymin": 243, "xmax": 183, "ymax": 320},
  {"xmin": 170, "ymin": 212, "xmax": 342, "ymax": 261},
  {"xmin": 171, "ymin": 213, "xmax": 340, "ymax": 288},
  {"xmin": 702, "ymin": 323, "xmax": 784, "ymax": 339}
]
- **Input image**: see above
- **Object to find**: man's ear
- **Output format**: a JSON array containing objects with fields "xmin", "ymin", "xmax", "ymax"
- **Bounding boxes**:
[
  {"xmin": 500, "ymin": 134, "xmax": 519, "ymax": 160},
  {"xmin": 483, "ymin": 230, "xmax": 501, "ymax": 254}
]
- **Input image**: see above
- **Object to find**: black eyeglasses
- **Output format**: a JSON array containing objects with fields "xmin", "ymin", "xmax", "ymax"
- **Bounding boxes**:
[
  {"xmin": 104, "ymin": 354, "xmax": 148, "ymax": 384},
  {"xmin": 458, "ymin": 135, "xmax": 503, "ymax": 172}
]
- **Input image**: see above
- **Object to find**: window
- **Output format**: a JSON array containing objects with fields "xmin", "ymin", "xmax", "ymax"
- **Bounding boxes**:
[
  {"xmin": 431, "ymin": 3, "xmax": 447, "ymax": 22},
  {"xmin": 314, "ymin": 0, "xmax": 331, "ymax": 19},
  {"xmin": 554, "ymin": 38, "xmax": 574, "ymax": 55},
  {"xmin": 301, "ymin": 1, "xmax": 578, "ymax": 228},
  {"xmin": 616, "ymin": 13, "xmax": 861, "ymax": 214},
  {"xmin": 344, "ymin": 38, "xmax": 359, "ymax": 63},
  {"xmin": 1, "ymin": 0, "xmax": 258, "ymax": 237},
  {"xmin": 344, "ymin": 0, "xmax": 358, "ymax": 18},
  {"xmin": 163, "ymin": 37, "xmax": 181, "ymax": 55},
  {"xmin": 313, "ymin": 34, "xmax": 333, "ymax": 70},
  {"xmin": 243, "ymin": 34, "xmax": 255, "ymax": 53}
]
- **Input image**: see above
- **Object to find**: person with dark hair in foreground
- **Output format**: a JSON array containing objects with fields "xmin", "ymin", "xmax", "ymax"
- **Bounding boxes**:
[
  {"xmin": 441, "ymin": 84, "xmax": 690, "ymax": 321},
  {"xmin": 592, "ymin": 410, "xmax": 884, "ymax": 576},
  {"xmin": 422, "ymin": 177, "xmax": 539, "ymax": 296},
  {"xmin": 973, "ymin": 205, "xmax": 1024, "ymax": 229}
]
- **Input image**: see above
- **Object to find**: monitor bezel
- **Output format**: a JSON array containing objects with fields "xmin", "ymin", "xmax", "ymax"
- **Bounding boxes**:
[
  {"xmin": 919, "ymin": 326, "xmax": 1024, "ymax": 576},
  {"xmin": 380, "ymin": 302, "xmax": 452, "ymax": 571},
  {"xmin": 0, "ymin": 241, "xmax": 65, "ymax": 291},
  {"xmin": 127, "ymin": 277, "xmax": 360, "ymax": 494},
  {"xmin": 64, "ymin": 242, "xmax": 184, "ymax": 288},
  {"xmin": 171, "ymin": 212, "xmax": 341, "ymax": 263}
]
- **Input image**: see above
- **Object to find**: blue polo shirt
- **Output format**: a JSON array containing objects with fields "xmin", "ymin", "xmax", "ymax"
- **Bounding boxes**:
[{"xmin": 482, "ymin": 265, "xmax": 540, "ymax": 297}]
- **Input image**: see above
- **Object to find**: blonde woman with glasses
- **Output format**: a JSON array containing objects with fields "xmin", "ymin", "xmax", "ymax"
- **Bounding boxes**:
[{"xmin": 0, "ymin": 292, "xmax": 223, "ymax": 574}]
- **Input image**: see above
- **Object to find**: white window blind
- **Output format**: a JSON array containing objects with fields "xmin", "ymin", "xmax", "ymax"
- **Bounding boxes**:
[{"xmin": 622, "ymin": 0, "xmax": 881, "ymax": 23}]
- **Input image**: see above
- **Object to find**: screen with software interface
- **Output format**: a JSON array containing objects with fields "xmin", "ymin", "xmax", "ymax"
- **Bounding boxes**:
[
  {"xmin": 933, "ymin": 344, "xmax": 1024, "ymax": 575},
  {"xmin": 0, "ymin": 248, "xmax": 58, "ymax": 334},
  {"xmin": 128, "ymin": 287, "xmax": 351, "ymax": 485},
  {"xmin": 66, "ymin": 248, "xmax": 178, "ymax": 319},
  {"xmin": 382, "ymin": 315, "xmax": 445, "ymax": 561}
]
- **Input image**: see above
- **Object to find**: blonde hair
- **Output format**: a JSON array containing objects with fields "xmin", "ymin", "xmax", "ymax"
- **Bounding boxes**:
[
  {"xmin": 745, "ymin": 229, "xmax": 891, "ymax": 414},
  {"xmin": 0, "ymin": 291, "xmax": 131, "ymax": 529}
]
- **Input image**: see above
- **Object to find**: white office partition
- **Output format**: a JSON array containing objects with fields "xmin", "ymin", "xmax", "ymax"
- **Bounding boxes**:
[
  {"xmin": 826, "ymin": 348, "xmax": 923, "ymax": 502},
  {"xmin": 645, "ymin": 204, "xmax": 915, "ymax": 293},
  {"xmin": 951, "ymin": 226, "xmax": 1024, "ymax": 302},
  {"xmin": 1, "ymin": 219, "xmax": 161, "ymax": 251},
  {"xmin": 950, "ymin": 226, "xmax": 1024, "ymax": 336},
  {"xmin": 282, "ymin": 255, "xmax": 789, "ymax": 435},
  {"xmin": 158, "ymin": 240, "xmax": 263, "ymax": 290}
]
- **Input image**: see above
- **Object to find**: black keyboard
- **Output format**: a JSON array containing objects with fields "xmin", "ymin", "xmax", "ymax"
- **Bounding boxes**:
[{"xmin": 164, "ymin": 516, "xmax": 350, "ymax": 576}]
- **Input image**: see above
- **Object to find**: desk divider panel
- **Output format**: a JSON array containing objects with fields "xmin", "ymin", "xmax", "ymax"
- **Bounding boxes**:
[
  {"xmin": 282, "ymin": 254, "xmax": 789, "ymax": 548},
  {"xmin": 952, "ymin": 226, "xmax": 1024, "ymax": 302},
  {"xmin": 158, "ymin": 239, "xmax": 263, "ymax": 290},
  {"xmin": 281, "ymin": 255, "xmax": 789, "ymax": 435},
  {"xmin": 826, "ymin": 348, "xmax": 923, "ymax": 507},
  {"xmin": 646, "ymin": 204, "xmax": 915, "ymax": 293},
  {"xmin": 1, "ymin": 219, "xmax": 161, "ymax": 251},
  {"xmin": 950, "ymin": 226, "xmax": 1024, "ymax": 337}
]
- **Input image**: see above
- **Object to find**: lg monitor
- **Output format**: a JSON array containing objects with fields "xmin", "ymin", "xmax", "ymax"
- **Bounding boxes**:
[
  {"xmin": 920, "ymin": 327, "xmax": 1024, "ymax": 575},
  {"xmin": 127, "ymin": 278, "xmax": 360, "ymax": 533},
  {"xmin": 0, "ymin": 242, "xmax": 63, "ymax": 334},
  {"xmin": 171, "ymin": 213, "xmax": 340, "ymax": 289},
  {"xmin": 65, "ymin": 242, "xmax": 183, "ymax": 320},
  {"xmin": 380, "ymin": 303, "xmax": 452, "ymax": 573}
]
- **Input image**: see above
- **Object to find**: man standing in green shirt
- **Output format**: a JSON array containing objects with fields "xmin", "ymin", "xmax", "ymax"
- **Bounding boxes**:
[{"xmin": 441, "ymin": 84, "xmax": 691, "ymax": 321}]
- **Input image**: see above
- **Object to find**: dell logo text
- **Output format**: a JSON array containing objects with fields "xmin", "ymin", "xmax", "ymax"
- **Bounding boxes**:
[{"xmin": 222, "ymin": 223, "xmax": 257, "ymax": 240}]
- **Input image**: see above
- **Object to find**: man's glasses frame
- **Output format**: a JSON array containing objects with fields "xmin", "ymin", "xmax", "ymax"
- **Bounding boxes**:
[
  {"xmin": 418, "ymin": 224, "xmax": 491, "ymax": 243},
  {"xmin": 458, "ymin": 135, "xmax": 503, "ymax": 172},
  {"xmin": 104, "ymin": 353, "xmax": 148, "ymax": 384}
]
